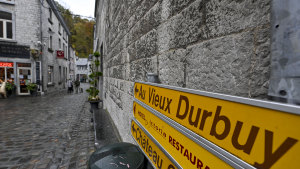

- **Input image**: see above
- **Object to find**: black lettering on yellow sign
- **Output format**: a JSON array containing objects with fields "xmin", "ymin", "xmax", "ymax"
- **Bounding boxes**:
[
  {"xmin": 149, "ymin": 87, "xmax": 173, "ymax": 114},
  {"xmin": 132, "ymin": 123, "xmax": 176, "ymax": 169},
  {"xmin": 176, "ymin": 94, "xmax": 298, "ymax": 169}
]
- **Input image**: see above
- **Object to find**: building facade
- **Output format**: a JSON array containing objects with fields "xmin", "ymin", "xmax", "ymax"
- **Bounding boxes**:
[
  {"xmin": 0, "ymin": 0, "xmax": 70, "ymax": 96},
  {"xmin": 75, "ymin": 58, "xmax": 88, "ymax": 82},
  {"xmin": 94, "ymin": 0, "xmax": 271, "ymax": 143},
  {"xmin": 69, "ymin": 45, "xmax": 75, "ymax": 80}
]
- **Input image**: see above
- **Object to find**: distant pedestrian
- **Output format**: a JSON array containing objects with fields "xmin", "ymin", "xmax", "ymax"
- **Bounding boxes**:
[
  {"xmin": 67, "ymin": 79, "xmax": 73, "ymax": 93},
  {"xmin": 75, "ymin": 77, "xmax": 80, "ymax": 94}
]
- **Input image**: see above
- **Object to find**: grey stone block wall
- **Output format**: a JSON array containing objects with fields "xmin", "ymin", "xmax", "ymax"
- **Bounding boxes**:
[{"xmin": 94, "ymin": 0, "xmax": 271, "ymax": 143}]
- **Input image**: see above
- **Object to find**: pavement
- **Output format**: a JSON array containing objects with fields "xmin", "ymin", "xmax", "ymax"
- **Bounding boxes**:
[{"xmin": 0, "ymin": 83, "xmax": 104, "ymax": 169}]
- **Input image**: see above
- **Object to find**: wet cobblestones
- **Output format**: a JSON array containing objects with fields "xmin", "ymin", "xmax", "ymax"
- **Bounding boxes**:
[{"xmin": 0, "ymin": 83, "xmax": 96, "ymax": 169}]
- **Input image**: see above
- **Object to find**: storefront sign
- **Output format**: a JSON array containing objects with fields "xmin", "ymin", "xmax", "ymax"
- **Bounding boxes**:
[
  {"xmin": 57, "ymin": 51, "xmax": 64, "ymax": 59},
  {"xmin": 131, "ymin": 120, "xmax": 180, "ymax": 169},
  {"xmin": 133, "ymin": 101, "xmax": 234, "ymax": 169},
  {"xmin": 0, "ymin": 62, "xmax": 13, "ymax": 67},
  {"xmin": 134, "ymin": 82, "xmax": 300, "ymax": 169},
  {"xmin": 0, "ymin": 44, "xmax": 30, "ymax": 58}
]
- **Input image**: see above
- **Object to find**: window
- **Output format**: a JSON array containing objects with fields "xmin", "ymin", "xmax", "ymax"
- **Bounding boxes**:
[
  {"xmin": 63, "ymin": 30, "xmax": 64, "ymax": 39},
  {"xmin": 48, "ymin": 66, "xmax": 53, "ymax": 84},
  {"xmin": 59, "ymin": 38, "xmax": 61, "ymax": 49},
  {"xmin": 49, "ymin": 36, "xmax": 52, "ymax": 48},
  {"xmin": 59, "ymin": 66, "xmax": 61, "ymax": 82},
  {"xmin": 49, "ymin": 29, "xmax": 53, "ymax": 49},
  {"xmin": 65, "ymin": 46, "xmax": 67, "ymax": 59},
  {"xmin": 49, "ymin": 9, "xmax": 52, "ymax": 20},
  {"xmin": 58, "ymin": 23, "xmax": 61, "ymax": 34},
  {"xmin": 0, "ymin": 11, "xmax": 13, "ymax": 40},
  {"xmin": 63, "ymin": 43, "xmax": 65, "ymax": 54}
]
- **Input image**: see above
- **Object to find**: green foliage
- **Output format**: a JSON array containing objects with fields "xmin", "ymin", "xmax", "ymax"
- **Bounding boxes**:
[
  {"xmin": 5, "ymin": 82, "xmax": 14, "ymax": 91},
  {"xmin": 86, "ymin": 52, "xmax": 103, "ymax": 101},
  {"xmin": 55, "ymin": 1, "xmax": 95, "ymax": 58},
  {"xmin": 26, "ymin": 83, "xmax": 37, "ymax": 91},
  {"xmin": 94, "ymin": 52, "xmax": 100, "ymax": 57}
]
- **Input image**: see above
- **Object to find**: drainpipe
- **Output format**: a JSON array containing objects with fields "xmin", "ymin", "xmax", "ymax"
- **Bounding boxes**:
[
  {"xmin": 40, "ymin": 0, "xmax": 44, "ymax": 93},
  {"xmin": 268, "ymin": 0, "xmax": 300, "ymax": 105}
]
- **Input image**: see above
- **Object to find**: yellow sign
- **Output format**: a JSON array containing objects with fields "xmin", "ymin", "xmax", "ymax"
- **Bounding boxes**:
[
  {"xmin": 131, "ymin": 120, "xmax": 179, "ymax": 169},
  {"xmin": 133, "ymin": 102, "xmax": 233, "ymax": 169},
  {"xmin": 134, "ymin": 82, "xmax": 300, "ymax": 169}
]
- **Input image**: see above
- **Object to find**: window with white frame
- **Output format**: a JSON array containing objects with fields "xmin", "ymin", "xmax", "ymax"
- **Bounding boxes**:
[
  {"xmin": 48, "ymin": 66, "xmax": 53, "ymax": 84},
  {"xmin": 0, "ymin": 11, "xmax": 13, "ymax": 40},
  {"xmin": 59, "ymin": 38, "xmax": 61, "ymax": 49},
  {"xmin": 63, "ymin": 43, "xmax": 65, "ymax": 54}
]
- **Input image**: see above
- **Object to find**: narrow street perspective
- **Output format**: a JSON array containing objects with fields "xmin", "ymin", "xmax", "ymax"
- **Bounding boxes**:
[{"xmin": 0, "ymin": 83, "xmax": 95, "ymax": 169}]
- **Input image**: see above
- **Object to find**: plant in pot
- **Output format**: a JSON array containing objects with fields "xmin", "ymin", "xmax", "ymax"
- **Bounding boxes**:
[
  {"xmin": 5, "ymin": 82, "xmax": 16, "ymax": 98},
  {"xmin": 86, "ymin": 51, "xmax": 103, "ymax": 110},
  {"xmin": 26, "ymin": 83, "xmax": 37, "ymax": 96}
]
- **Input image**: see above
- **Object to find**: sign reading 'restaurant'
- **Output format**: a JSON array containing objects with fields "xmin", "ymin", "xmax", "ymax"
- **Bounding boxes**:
[
  {"xmin": 131, "ymin": 120, "xmax": 179, "ymax": 169},
  {"xmin": 133, "ymin": 102, "xmax": 233, "ymax": 169},
  {"xmin": 134, "ymin": 82, "xmax": 300, "ymax": 169}
]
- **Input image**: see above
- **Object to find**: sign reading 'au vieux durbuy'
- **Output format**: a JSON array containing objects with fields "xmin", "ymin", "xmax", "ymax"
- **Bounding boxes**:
[{"xmin": 134, "ymin": 82, "xmax": 300, "ymax": 169}]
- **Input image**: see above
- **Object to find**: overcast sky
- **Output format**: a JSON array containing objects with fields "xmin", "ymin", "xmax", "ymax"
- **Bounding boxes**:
[{"xmin": 56, "ymin": 0, "xmax": 95, "ymax": 19}]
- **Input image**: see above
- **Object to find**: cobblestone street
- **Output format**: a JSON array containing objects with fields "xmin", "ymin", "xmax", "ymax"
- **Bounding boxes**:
[{"xmin": 0, "ymin": 83, "xmax": 96, "ymax": 169}]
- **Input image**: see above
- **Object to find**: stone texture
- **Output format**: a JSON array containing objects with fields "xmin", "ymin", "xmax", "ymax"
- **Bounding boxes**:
[
  {"xmin": 94, "ymin": 0, "xmax": 271, "ymax": 143},
  {"xmin": 186, "ymin": 31, "xmax": 254, "ymax": 97},
  {"xmin": 159, "ymin": 49, "xmax": 186, "ymax": 87}
]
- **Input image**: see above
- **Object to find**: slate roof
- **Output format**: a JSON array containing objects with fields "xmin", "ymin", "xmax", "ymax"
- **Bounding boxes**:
[{"xmin": 76, "ymin": 58, "xmax": 88, "ymax": 66}]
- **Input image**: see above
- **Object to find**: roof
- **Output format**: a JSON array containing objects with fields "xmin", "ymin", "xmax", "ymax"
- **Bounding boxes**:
[
  {"xmin": 47, "ymin": 0, "xmax": 71, "ymax": 35},
  {"xmin": 76, "ymin": 58, "xmax": 88, "ymax": 66},
  {"xmin": 88, "ymin": 54, "xmax": 93, "ymax": 61}
]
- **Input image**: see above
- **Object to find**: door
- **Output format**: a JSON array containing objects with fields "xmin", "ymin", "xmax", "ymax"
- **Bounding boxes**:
[{"xmin": 18, "ymin": 68, "xmax": 31, "ymax": 95}]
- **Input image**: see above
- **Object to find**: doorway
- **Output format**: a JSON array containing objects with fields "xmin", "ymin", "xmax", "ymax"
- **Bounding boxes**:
[{"xmin": 17, "ymin": 67, "xmax": 31, "ymax": 95}]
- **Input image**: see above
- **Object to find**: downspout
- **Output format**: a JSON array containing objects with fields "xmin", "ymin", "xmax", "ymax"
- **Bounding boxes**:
[
  {"xmin": 40, "ymin": 0, "xmax": 44, "ymax": 93},
  {"xmin": 268, "ymin": 0, "xmax": 300, "ymax": 105}
]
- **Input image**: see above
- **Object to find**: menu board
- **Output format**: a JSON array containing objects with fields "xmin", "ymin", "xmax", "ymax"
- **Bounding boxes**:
[{"xmin": 0, "ymin": 44, "xmax": 30, "ymax": 58}]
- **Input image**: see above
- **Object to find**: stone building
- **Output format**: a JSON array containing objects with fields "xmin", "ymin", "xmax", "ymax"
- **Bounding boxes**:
[
  {"xmin": 94, "ymin": 0, "xmax": 270, "ymax": 143},
  {"xmin": 69, "ymin": 45, "xmax": 75, "ymax": 80},
  {"xmin": 0, "ymin": 0, "xmax": 70, "ymax": 96}
]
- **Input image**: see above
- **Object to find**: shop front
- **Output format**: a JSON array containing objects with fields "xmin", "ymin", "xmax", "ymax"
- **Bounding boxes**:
[
  {"xmin": 0, "ymin": 44, "xmax": 33, "ymax": 96},
  {"xmin": 0, "ymin": 62, "xmax": 14, "ymax": 86},
  {"xmin": 0, "ymin": 61, "xmax": 32, "ymax": 96}
]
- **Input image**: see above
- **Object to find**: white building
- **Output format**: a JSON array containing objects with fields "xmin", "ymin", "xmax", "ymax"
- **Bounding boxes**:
[{"xmin": 76, "ymin": 58, "xmax": 88, "ymax": 82}]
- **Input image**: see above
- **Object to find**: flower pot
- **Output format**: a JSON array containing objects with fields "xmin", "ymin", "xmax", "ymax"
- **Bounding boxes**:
[
  {"xmin": 30, "ymin": 87, "xmax": 37, "ymax": 97},
  {"xmin": 88, "ymin": 100, "xmax": 102, "ymax": 110},
  {"xmin": 7, "ymin": 86, "xmax": 16, "ymax": 98}
]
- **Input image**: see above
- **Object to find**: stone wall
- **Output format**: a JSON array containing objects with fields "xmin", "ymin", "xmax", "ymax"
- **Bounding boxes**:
[{"xmin": 94, "ymin": 0, "xmax": 271, "ymax": 143}]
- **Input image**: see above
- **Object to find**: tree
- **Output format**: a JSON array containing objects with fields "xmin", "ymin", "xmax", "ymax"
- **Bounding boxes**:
[{"xmin": 55, "ymin": 1, "xmax": 95, "ymax": 58}]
